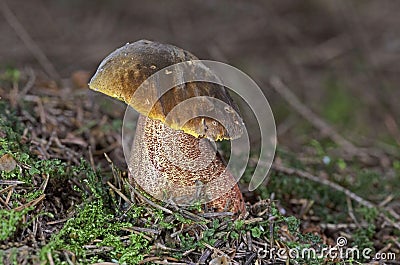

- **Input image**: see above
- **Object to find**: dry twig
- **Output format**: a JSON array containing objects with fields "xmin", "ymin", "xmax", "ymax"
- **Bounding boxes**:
[
  {"xmin": 269, "ymin": 77, "xmax": 368, "ymax": 159},
  {"xmin": 125, "ymin": 180, "xmax": 173, "ymax": 215},
  {"xmin": 272, "ymin": 163, "xmax": 400, "ymax": 231}
]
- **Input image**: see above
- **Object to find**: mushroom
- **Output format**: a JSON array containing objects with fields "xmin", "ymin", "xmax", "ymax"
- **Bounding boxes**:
[{"xmin": 89, "ymin": 40, "xmax": 246, "ymax": 215}]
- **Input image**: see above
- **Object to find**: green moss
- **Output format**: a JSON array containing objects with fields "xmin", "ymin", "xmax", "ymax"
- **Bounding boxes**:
[
  {"xmin": 1, "ymin": 100, "xmax": 150, "ymax": 264},
  {"xmin": 43, "ymin": 200, "xmax": 149, "ymax": 264},
  {"xmin": 41, "ymin": 160, "xmax": 151, "ymax": 264},
  {"xmin": 353, "ymin": 170, "xmax": 400, "ymax": 202},
  {"xmin": 352, "ymin": 223, "xmax": 376, "ymax": 260},
  {"xmin": 174, "ymin": 202, "xmax": 324, "ymax": 263},
  {"xmin": 261, "ymin": 169, "xmax": 348, "ymax": 222},
  {"xmin": 114, "ymin": 234, "xmax": 149, "ymax": 264},
  {"xmin": 0, "ymin": 207, "xmax": 32, "ymax": 241}
]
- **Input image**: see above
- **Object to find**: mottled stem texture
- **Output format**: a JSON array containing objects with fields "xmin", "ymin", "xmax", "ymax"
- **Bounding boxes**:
[{"xmin": 129, "ymin": 114, "xmax": 246, "ymax": 215}]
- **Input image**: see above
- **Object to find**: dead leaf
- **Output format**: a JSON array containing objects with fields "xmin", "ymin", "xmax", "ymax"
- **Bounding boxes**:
[{"xmin": 0, "ymin": 154, "xmax": 17, "ymax": 172}]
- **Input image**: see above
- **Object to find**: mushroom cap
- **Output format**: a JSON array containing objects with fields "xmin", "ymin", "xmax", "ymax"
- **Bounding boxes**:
[{"xmin": 89, "ymin": 40, "xmax": 244, "ymax": 140}]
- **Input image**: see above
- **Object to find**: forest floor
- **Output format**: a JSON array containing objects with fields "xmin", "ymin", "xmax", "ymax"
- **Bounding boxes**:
[
  {"xmin": 1, "ymin": 0, "xmax": 400, "ymax": 264},
  {"xmin": 0, "ymin": 67, "xmax": 399, "ymax": 264}
]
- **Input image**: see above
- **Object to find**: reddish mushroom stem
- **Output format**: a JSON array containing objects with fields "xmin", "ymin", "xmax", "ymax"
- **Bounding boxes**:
[{"xmin": 129, "ymin": 115, "xmax": 246, "ymax": 214}]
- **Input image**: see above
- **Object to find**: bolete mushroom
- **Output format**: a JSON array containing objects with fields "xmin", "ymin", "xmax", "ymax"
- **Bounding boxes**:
[{"xmin": 89, "ymin": 40, "xmax": 246, "ymax": 215}]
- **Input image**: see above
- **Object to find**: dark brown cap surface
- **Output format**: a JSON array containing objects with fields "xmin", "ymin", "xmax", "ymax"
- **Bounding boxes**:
[{"xmin": 89, "ymin": 40, "xmax": 244, "ymax": 140}]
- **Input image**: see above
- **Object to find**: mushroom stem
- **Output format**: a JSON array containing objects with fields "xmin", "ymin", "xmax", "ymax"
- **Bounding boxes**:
[{"xmin": 129, "ymin": 114, "xmax": 246, "ymax": 215}]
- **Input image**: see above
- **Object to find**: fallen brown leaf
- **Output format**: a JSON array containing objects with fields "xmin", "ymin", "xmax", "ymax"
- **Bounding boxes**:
[{"xmin": 0, "ymin": 153, "xmax": 17, "ymax": 172}]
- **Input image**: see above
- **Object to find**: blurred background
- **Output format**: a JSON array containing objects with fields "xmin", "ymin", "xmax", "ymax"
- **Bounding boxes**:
[
  {"xmin": 1, "ymin": 2, "xmax": 400, "ymax": 258},
  {"xmin": 1, "ymin": 0, "xmax": 400, "ymax": 152}
]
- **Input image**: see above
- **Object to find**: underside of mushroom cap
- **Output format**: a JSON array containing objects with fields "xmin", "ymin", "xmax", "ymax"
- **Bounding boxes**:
[{"xmin": 88, "ymin": 40, "xmax": 244, "ymax": 141}]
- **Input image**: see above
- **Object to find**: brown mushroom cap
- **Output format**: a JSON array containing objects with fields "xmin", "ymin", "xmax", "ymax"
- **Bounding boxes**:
[{"xmin": 88, "ymin": 40, "xmax": 244, "ymax": 141}]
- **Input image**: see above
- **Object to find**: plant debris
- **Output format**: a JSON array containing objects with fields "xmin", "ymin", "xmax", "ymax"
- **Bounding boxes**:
[{"xmin": 0, "ymin": 67, "xmax": 399, "ymax": 264}]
